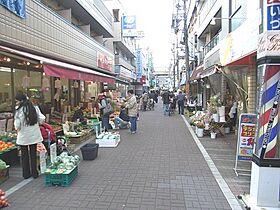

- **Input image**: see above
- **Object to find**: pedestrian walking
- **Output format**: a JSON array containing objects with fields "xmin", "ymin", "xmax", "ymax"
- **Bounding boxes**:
[
  {"xmin": 161, "ymin": 90, "xmax": 170, "ymax": 116},
  {"xmin": 14, "ymin": 92, "xmax": 45, "ymax": 179},
  {"xmin": 176, "ymin": 90, "xmax": 186, "ymax": 115},
  {"xmin": 125, "ymin": 90, "xmax": 138, "ymax": 134}
]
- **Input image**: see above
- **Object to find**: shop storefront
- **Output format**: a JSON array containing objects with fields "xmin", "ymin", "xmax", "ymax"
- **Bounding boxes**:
[{"xmin": 0, "ymin": 46, "xmax": 115, "ymax": 117}]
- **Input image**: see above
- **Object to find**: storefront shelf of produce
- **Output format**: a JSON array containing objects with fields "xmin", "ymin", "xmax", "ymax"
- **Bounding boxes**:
[{"xmin": 44, "ymin": 166, "xmax": 78, "ymax": 187}]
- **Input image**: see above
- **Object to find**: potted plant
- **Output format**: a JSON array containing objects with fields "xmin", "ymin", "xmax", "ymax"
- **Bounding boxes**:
[
  {"xmin": 224, "ymin": 121, "xmax": 231, "ymax": 134},
  {"xmin": 196, "ymin": 122, "xmax": 205, "ymax": 137},
  {"xmin": 209, "ymin": 121, "xmax": 220, "ymax": 139}
]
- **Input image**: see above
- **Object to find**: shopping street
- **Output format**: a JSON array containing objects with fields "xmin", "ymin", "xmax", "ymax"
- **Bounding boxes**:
[{"xmin": 0, "ymin": 102, "xmax": 248, "ymax": 210}]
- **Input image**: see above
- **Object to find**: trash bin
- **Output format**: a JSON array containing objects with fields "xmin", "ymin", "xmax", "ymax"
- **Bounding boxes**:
[{"xmin": 80, "ymin": 143, "xmax": 99, "ymax": 160}]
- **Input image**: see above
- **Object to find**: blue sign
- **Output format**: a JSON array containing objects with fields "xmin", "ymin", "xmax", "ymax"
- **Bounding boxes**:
[
  {"xmin": 267, "ymin": 3, "xmax": 280, "ymax": 30},
  {"xmin": 122, "ymin": 16, "xmax": 136, "ymax": 30},
  {"xmin": 136, "ymin": 49, "xmax": 142, "ymax": 81},
  {"xmin": 0, "ymin": 0, "xmax": 26, "ymax": 18}
]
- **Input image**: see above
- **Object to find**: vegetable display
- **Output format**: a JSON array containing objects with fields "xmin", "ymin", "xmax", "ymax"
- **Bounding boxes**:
[{"xmin": 45, "ymin": 152, "xmax": 80, "ymax": 174}]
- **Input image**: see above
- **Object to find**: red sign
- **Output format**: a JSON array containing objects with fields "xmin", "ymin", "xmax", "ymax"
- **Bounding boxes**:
[
  {"xmin": 97, "ymin": 52, "xmax": 113, "ymax": 71},
  {"xmin": 267, "ymin": 0, "xmax": 280, "ymax": 4},
  {"xmin": 140, "ymin": 75, "xmax": 146, "ymax": 84}
]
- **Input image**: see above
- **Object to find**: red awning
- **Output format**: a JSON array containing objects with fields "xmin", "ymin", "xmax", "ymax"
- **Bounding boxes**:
[
  {"xmin": 43, "ymin": 64, "xmax": 114, "ymax": 84},
  {"xmin": 227, "ymin": 51, "xmax": 257, "ymax": 66}
]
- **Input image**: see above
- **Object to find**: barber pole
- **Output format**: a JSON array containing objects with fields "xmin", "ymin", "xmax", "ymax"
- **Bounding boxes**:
[{"xmin": 257, "ymin": 65, "xmax": 280, "ymax": 158}]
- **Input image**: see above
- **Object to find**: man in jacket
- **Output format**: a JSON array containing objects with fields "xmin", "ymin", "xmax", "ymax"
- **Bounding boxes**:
[
  {"xmin": 125, "ymin": 90, "xmax": 138, "ymax": 134},
  {"xmin": 161, "ymin": 90, "xmax": 170, "ymax": 116}
]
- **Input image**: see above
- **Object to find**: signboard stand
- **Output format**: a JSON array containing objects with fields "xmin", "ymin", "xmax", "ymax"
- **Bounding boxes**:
[{"xmin": 233, "ymin": 113, "xmax": 257, "ymax": 176}]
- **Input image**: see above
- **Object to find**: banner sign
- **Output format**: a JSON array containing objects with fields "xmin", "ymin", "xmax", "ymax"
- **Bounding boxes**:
[
  {"xmin": 0, "ymin": 0, "xmax": 26, "ymax": 18},
  {"xmin": 122, "ymin": 15, "xmax": 137, "ymax": 37},
  {"xmin": 267, "ymin": 0, "xmax": 280, "ymax": 30},
  {"xmin": 236, "ymin": 114, "xmax": 257, "ymax": 161},
  {"xmin": 97, "ymin": 52, "xmax": 113, "ymax": 72}
]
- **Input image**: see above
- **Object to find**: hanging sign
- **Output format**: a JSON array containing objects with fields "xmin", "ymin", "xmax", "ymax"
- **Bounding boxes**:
[{"xmin": 236, "ymin": 114, "xmax": 257, "ymax": 161}]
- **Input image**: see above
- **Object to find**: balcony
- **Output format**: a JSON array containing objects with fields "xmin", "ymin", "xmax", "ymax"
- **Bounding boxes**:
[
  {"xmin": 204, "ymin": 31, "xmax": 220, "ymax": 55},
  {"xmin": 115, "ymin": 55, "xmax": 135, "ymax": 71},
  {"xmin": 54, "ymin": 0, "xmax": 113, "ymax": 37}
]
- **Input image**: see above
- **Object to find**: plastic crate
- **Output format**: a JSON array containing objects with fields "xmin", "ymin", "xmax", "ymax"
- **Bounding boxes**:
[
  {"xmin": 80, "ymin": 143, "xmax": 99, "ymax": 160},
  {"xmin": 44, "ymin": 166, "xmax": 78, "ymax": 187}
]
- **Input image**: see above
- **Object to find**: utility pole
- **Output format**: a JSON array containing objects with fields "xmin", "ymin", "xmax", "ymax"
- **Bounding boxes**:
[{"xmin": 183, "ymin": 0, "xmax": 190, "ymax": 93}]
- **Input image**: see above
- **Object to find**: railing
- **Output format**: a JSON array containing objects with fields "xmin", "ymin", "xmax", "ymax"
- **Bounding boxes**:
[{"xmin": 204, "ymin": 31, "xmax": 220, "ymax": 55}]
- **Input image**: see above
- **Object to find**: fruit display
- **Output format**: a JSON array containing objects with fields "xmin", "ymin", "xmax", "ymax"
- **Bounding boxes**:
[
  {"xmin": 45, "ymin": 152, "xmax": 80, "ymax": 174},
  {"xmin": 0, "ymin": 189, "xmax": 10, "ymax": 207},
  {"xmin": 0, "ymin": 141, "xmax": 16, "ymax": 153}
]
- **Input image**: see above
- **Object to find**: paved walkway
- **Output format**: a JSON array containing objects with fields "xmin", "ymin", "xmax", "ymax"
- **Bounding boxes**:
[{"xmin": 4, "ymin": 101, "xmax": 244, "ymax": 210}]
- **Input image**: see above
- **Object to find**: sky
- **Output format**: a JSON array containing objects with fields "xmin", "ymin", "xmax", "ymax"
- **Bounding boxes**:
[{"xmin": 120, "ymin": 0, "xmax": 174, "ymax": 72}]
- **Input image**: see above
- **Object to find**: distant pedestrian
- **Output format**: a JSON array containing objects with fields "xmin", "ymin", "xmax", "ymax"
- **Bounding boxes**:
[
  {"xmin": 125, "ymin": 90, "xmax": 138, "ymax": 134},
  {"xmin": 177, "ymin": 90, "xmax": 186, "ymax": 115},
  {"xmin": 142, "ymin": 91, "xmax": 149, "ymax": 111},
  {"xmin": 161, "ymin": 90, "xmax": 170, "ymax": 116}
]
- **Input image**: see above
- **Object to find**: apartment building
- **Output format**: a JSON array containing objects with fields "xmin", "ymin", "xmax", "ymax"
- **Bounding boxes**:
[
  {"xmin": 0, "ymin": 0, "xmax": 115, "ymax": 111},
  {"xmin": 187, "ymin": 0, "xmax": 259, "ymax": 112}
]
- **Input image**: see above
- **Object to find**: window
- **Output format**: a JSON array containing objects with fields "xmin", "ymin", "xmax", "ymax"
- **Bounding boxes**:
[
  {"xmin": 229, "ymin": 0, "xmax": 244, "ymax": 32},
  {"xmin": 0, "ymin": 67, "xmax": 12, "ymax": 112}
]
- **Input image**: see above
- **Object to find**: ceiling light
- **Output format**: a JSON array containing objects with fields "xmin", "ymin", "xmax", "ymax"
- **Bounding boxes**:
[
  {"xmin": 26, "ymin": 62, "xmax": 30, "ymax": 65},
  {"xmin": 210, "ymin": 18, "xmax": 216, "ymax": 25},
  {"xmin": 6, "ymin": 58, "xmax": 11, "ymax": 62}
]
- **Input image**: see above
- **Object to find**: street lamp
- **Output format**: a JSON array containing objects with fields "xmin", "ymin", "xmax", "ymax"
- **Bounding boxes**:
[{"xmin": 210, "ymin": 17, "xmax": 245, "ymax": 25}]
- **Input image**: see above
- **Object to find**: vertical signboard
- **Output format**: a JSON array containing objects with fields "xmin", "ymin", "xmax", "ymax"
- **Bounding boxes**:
[
  {"xmin": 237, "ymin": 114, "xmax": 257, "ymax": 161},
  {"xmin": 0, "ymin": 0, "xmax": 26, "ymax": 18},
  {"xmin": 267, "ymin": 0, "xmax": 280, "ymax": 30},
  {"xmin": 234, "ymin": 114, "xmax": 257, "ymax": 176},
  {"xmin": 122, "ymin": 15, "xmax": 137, "ymax": 37},
  {"xmin": 136, "ymin": 49, "xmax": 142, "ymax": 82}
]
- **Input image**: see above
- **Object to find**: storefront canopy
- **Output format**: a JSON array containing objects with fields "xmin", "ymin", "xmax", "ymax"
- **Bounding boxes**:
[
  {"xmin": 43, "ymin": 64, "xmax": 114, "ymax": 83},
  {"xmin": 190, "ymin": 65, "xmax": 203, "ymax": 81},
  {"xmin": 0, "ymin": 45, "xmax": 115, "ymax": 83}
]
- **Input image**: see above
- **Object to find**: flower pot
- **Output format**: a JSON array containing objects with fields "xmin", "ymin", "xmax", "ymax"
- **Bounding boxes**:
[
  {"xmin": 212, "ymin": 113, "xmax": 219, "ymax": 122},
  {"xmin": 219, "ymin": 116, "xmax": 226, "ymax": 122},
  {"xmin": 205, "ymin": 123, "xmax": 209, "ymax": 130},
  {"xmin": 210, "ymin": 132, "xmax": 216, "ymax": 139},
  {"xmin": 197, "ymin": 128, "xmax": 204, "ymax": 137},
  {"xmin": 224, "ymin": 127, "xmax": 230, "ymax": 134}
]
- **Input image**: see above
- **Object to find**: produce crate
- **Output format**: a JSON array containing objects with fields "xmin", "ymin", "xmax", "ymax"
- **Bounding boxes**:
[
  {"xmin": 0, "ymin": 166, "xmax": 9, "ymax": 184},
  {"xmin": 0, "ymin": 148, "xmax": 19, "ymax": 166},
  {"xmin": 44, "ymin": 166, "xmax": 78, "ymax": 187}
]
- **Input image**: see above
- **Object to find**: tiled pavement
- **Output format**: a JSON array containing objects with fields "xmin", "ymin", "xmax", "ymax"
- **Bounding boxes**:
[{"xmin": 2, "ymin": 102, "xmax": 248, "ymax": 210}]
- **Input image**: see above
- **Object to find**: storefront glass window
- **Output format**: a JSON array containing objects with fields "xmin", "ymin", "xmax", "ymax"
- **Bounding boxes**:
[
  {"xmin": 14, "ymin": 68, "xmax": 28, "ymax": 95},
  {"xmin": 0, "ymin": 67, "xmax": 12, "ymax": 112}
]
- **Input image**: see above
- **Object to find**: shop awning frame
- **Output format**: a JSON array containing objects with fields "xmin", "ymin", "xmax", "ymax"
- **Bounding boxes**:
[{"xmin": 0, "ymin": 45, "xmax": 115, "ymax": 83}]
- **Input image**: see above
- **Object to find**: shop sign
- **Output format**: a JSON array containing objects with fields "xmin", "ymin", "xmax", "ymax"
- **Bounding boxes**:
[
  {"xmin": 136, "ymin": 49, "xmax": 142, "ymax": 82},
  {"xmin": 122, "ymin": 16, "xmax": 137, "ymax": 37},
  {"xmin": 257, "ymin": 31, "xmax": 280, "ymax": 58},
  {"xmin": 267, "ymin": 1, "xmax": 280, "ymax": 30},
  {"xmin": 236, "ymin": 114, "xmax": 257, "ymax": 161},
  {"xmin": 39, "ymin": 151, "xmax": 47, "ymax": 174},
  {"xmin": 0, "ymin": 0, "xmax": 26, "ymax": 18},
  {"xmin": 97, "ymin": 52, "xmax": 113, "ymax": 71}
]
